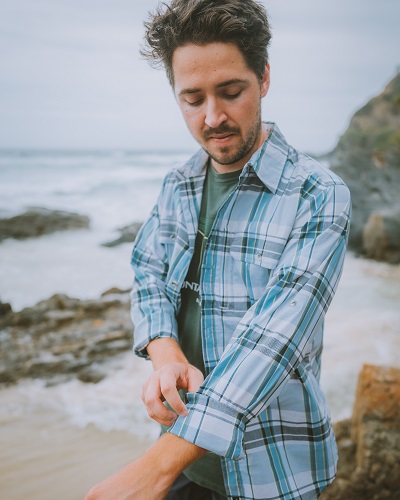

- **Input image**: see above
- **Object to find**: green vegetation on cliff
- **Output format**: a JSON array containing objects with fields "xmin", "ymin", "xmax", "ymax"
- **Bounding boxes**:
[{"xmin": 336, "ymin": 72, "xmax": 400, "ymax": 156}]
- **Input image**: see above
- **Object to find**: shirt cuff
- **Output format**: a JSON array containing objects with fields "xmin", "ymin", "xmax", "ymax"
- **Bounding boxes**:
[
  {"xmin": 167, "ymin": 392, "xmax": 246, "ymax": 460},
  {"xmin": 132, "ymin": 313, "xmax": 179, "ymax": 359}
]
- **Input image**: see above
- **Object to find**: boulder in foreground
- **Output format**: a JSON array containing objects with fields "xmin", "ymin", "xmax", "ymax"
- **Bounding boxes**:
[{"xmin": 321, "ymin": 364, "xmax": 400, "ymax": 499}]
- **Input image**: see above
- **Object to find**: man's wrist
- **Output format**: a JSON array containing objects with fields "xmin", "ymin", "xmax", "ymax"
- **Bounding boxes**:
[
  {"xmin": 147, "ymin": 337, "xmax": 189, "ymax": 370},
  {"xmin": 147, "ymin": 432, "xmax": 208, "ymax": 485}
]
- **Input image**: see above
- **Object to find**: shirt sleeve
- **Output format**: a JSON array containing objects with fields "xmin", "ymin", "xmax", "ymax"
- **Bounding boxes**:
[
  {"xmin": 130, "ymin": 180, "xmax": 179, "ymax": 358},
  {"xmin": 168, "ymin": 181, "xmax": 351, "ymax": 460}
]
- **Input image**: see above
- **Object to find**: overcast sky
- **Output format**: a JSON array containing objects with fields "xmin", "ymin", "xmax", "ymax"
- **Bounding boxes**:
[{"xmin": 0, "ymin": 0, "xmax": 398, "ymax": 153}]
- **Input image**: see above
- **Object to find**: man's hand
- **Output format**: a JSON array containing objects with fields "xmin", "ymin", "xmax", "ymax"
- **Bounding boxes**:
[
  {"xmin": 142, "ymin": 338, "xmax": 205, "ymax": 427},
  {"xmin": 142, "ymin": 361, "xmax": 204, "ymax": 426},
  {"xmin": 84, "ymin": 433, "xmax": 207, "ymax": 500}
]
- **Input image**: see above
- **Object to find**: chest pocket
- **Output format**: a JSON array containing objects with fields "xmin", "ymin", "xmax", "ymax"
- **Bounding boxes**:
[{"xmin": 229, "ymin": 226, "xmax": 284, "ymax": 302}]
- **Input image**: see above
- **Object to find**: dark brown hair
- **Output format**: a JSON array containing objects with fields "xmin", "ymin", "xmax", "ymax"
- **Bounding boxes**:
[{"xmin": 141, "ymin": 0, "xmax": 272, "ymax": 87}]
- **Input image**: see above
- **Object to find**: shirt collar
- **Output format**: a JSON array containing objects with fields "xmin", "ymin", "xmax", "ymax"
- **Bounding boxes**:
[
  {"xmin": 178, "ymin": 122, "xmax": 289, "ymax": 194},
  {"xmin": 246, "ymin": 122, "xmax": 289, "ymax": 194}
]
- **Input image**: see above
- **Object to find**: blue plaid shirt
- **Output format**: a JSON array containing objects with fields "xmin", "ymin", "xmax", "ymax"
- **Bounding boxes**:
[{"xmin": 131, "ymin": 123, "xmax": 351, "ymax": 499}]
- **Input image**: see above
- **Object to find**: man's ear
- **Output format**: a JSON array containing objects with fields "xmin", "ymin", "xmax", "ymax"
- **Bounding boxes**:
[{"xmin": 260, "ymin": 64, "xmax": 270, "ymax": 98}]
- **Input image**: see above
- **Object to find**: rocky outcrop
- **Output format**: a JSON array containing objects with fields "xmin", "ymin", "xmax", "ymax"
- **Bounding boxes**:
[
  {"xmin": 0, "ymin": 300, "xmax": 12, "ymax": 316},
  {"xmin": 321, "ymin": 364, "xmax": 400, "ymax": 499},
  {"xmin": 329, "ymin": 72, "xmax": 400, "ymax": 263},
  {"xmin": 0, "ymin": 292, "xmax": 132, "ymax": 385},
  {"xmin": 102, "ymin": 222, "xmax": 142, "ymax": 247},
  {"xmin": 363, "ymin": 211, "xmax": 400, "ymax": 263},
  {"xmin": 0, "ymin": 207, "xmax": 90, "ymax": 242}
]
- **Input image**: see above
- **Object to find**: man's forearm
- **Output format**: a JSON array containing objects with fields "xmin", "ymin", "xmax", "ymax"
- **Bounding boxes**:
[
  {"xmin": 149, "ymin": 432, "xmax": 208, "ymax": 480},
  {"xmin": 84, "ymin": 432, "xmax": 207, "ymax": 499}
]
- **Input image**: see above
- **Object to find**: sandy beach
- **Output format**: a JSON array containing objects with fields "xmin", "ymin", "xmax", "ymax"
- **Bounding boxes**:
[
  {"xmin": 0, "ymin": 352, "xmax": 159, "ymax": 500},
  {"xmin": 0, "ymin": 409, "xmax": 151, "ymax": 500},
  {"xmin": 0, "ymin": 353, "xmax": 158, "ymax": 500}
]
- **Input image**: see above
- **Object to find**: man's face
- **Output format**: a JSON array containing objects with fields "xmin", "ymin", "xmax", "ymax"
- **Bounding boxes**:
[{"xmin": 172, "ymin": 42, "xmax": 270, "ymax": 173}]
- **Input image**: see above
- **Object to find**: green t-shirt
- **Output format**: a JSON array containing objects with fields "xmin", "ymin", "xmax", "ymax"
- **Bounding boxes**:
[{"xmin": 172, "ymin": 163, "xmax": 241, "ymax": 495}]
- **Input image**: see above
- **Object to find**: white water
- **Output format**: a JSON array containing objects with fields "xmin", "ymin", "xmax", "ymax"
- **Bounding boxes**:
[{"xmin": 0, "ymin": 353, "xmax": 159, "ymax": 441}]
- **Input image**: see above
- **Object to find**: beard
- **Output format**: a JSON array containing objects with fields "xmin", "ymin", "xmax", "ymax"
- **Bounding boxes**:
[{"xmin": 201, "ymin": 106, "xmax": 262, "ymax": 166}]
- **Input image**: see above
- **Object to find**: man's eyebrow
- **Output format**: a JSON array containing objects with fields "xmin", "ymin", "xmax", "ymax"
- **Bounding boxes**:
[
  {"xmin": 216, "ymin": 78, "xmax": 248, "ymax": 89},
  {"xmin": 179, "ymin": 88, "xmax": 202, "ymax": 96},
  {"xmin": 178, "ymin": 78, "xmax": 248, "ymax": 96}
]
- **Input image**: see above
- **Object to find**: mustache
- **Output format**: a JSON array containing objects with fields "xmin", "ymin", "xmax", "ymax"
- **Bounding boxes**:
[{"xmin": 202, "ymin": 125, "xmax": 240, "ymax": 140}]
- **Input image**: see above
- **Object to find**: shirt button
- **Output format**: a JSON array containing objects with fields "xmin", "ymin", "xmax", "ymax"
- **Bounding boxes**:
[
  {"xmin": 170, "ymin": 234, "xmax": 175, "ymax": 240},
  {"xmin": 172, "ymin": 281, "xmax": 178, "ymax": 287},
  {"xmin": 256, "ymin": 253, "xmax": 262, "ymax": 260},
  {"xmin": 290, "ymin": 300, "xmax": 296, "ymax": 307}
]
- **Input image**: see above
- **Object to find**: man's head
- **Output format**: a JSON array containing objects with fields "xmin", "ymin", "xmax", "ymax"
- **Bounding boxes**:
[
  {"xmin": 142, "ymin": 0, "xmax": 271, "ymax": 88},
  {"xmin": 142, "ymin": 0, "xmax": 272, "ymax": 172}
]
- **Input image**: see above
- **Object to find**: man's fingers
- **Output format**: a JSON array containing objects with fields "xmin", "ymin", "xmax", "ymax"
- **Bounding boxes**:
[
  {"xmin": 144, "ymin": 375, "xmax": 179, "ymax": 425},
  {"xmin": 187, "ymin": 367, "xmax": 205, "ymax": 393},
  {"xmin": 141, "ymin": 363, "xmax": 204, "ymax": 425},
  {"xmin": 160, "ymin": 371, "xmax": 188, "ymax": 416}
]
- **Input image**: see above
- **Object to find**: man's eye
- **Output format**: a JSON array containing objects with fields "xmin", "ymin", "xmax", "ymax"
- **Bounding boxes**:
[
  {"xmin": 186, "ymin": 99, "xmax": 203, "ymax": 107},
  {"xmin": 224, "ymin": 91, "xmax": 242, "ymax": 100}
]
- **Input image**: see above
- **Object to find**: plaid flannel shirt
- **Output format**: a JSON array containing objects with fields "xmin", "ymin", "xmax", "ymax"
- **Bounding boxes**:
[{"xmin": 130, "ymin": 123, "xmax": 351, "ymax": 499}]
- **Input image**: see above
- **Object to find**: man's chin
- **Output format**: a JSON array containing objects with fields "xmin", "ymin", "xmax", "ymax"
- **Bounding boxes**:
[
  {"xmin": 200, "ymin": 143, "xmax": 237, "ymax": 165},
  {"xmin": 207, "ymin": 148, "xmax": 249, "ymax": 167}
]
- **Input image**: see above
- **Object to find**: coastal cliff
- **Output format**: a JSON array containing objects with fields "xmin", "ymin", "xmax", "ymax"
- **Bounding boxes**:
[{"xmin": 329, "ymin": 71, "xmax": 400, "ymax": 263}]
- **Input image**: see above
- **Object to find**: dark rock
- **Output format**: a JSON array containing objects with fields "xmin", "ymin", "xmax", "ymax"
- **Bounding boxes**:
[
  {"xmin": 0, "ymin": 301, "xmax": 12, "ymax": 317},
  {"xmin": 0, "ymin": 207, "xmax": 90, "ymax": 242},
  {"xmin": 321, "ymin": 364, "xmax": 400, "ymax": 499},
  {"xmin": 77, "ymin": 365, "xmax": 107, "ymax": 384},
  {"xmin": 0, "ymin": 292, "xmax": 133, "ymax": 386},
  {"xmin": 102, "ymin": 222, "xmax": 142, "ymax": 247},
  {"xmin": 329, "ymin": 72, "xmax": 400, "ymax": 262},
  {"xmin": 363, "ymin": 211, "xmax": 400, "ymax": 263}
]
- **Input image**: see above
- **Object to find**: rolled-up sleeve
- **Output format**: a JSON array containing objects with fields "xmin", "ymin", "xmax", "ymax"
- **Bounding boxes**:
[{"xmin": 168, "ymin": 181, "xmax": 351, "ymax": 459}]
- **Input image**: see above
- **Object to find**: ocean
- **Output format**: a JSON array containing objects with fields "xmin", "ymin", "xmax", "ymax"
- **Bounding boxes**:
[
  {"xmin": 0, "ymin": 149, "xmax": 190, "ymax": 310},
  {"xmin": 0, "ymin": 149, "xmax": 399, "ymax": 499}
]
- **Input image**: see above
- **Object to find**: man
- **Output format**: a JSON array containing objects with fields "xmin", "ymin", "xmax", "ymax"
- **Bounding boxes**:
[{"xmin": 86, "ymin": 1, "xmax": 351, "ymax": 499}]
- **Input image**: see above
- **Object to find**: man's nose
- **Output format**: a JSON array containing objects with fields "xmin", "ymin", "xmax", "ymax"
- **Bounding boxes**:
[{"xmin": 204, "ymin": 98, "xmax": 227, "ymax": 128}]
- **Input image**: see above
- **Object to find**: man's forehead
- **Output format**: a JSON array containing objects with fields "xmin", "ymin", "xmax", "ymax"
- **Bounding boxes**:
[{"xmin": 172, "ymin": 42, "xmax": 255, "ymax": 93}]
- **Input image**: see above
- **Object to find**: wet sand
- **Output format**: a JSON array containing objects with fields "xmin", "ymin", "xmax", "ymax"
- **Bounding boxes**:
[{"xmin": 0, "ymin": 409, "xmax": 152, "ymax": 500}]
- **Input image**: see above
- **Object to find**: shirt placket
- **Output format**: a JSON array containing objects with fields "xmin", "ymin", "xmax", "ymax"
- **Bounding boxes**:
[{"xmin": 198, "ymin": 166, "xmax": 250, "ymax": 374}]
